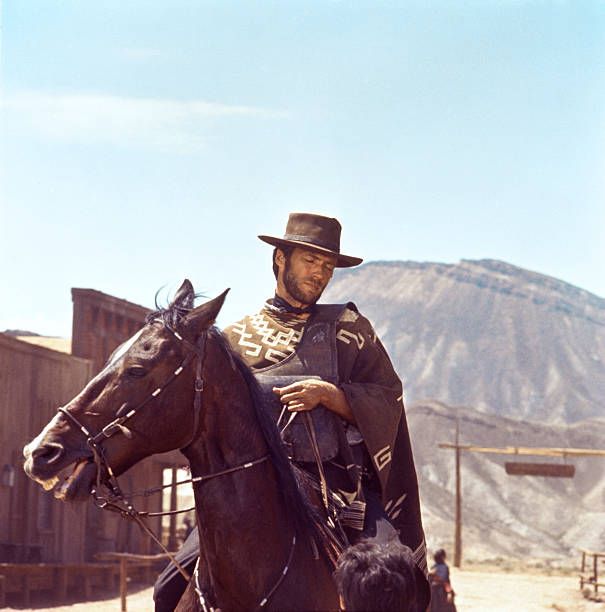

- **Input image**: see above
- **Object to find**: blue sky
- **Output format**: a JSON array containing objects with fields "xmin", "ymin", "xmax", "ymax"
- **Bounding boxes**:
[{"xmin": 1, "ymin": 1, "xmax": 604, "ymax": 337}]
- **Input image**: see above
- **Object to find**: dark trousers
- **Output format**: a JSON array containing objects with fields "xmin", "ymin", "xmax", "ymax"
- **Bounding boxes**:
[
  {"xmin": 153, "ymin": 488, "xmax": 396, "ymax": 612},
  {"xmin": 154, "ymin": 527, "xmax": 200, "ymax": 612}
]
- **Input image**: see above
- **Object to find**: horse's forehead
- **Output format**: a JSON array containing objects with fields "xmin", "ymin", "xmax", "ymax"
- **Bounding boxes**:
[
  {"xmin": 106, "ymin": 322, "xmax": 174, "ymax": 369},
  {"xmin": 107, "ymin": 328, "xmax": 146, "ymax": 366}
]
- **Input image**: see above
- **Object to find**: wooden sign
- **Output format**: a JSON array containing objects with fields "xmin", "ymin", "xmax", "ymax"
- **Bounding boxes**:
[{"xmin": 505, "ymin": 462, "xmax": 575, "ymax": 478}]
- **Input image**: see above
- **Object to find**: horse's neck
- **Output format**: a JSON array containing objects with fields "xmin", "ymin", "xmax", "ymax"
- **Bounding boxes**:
[
  {"xmin": 183, "ymin": 346, "xmax": 293, "ymax": 606},
  {"xmin": 184, "ymin": 342, "xmax": 268, "ymax": 475}
]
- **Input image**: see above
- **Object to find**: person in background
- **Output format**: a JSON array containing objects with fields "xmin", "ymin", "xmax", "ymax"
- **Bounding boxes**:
[
  {"xmin": 429, "ymin": 548, "xmax": 456, "ymax": 611},
  {"xmin": 334, "ymin": 539, "xmax": 418, "ymax": 611},
  {"xmin": 182, "ymin": 515, "xmax": 194, "ymax": 541}
]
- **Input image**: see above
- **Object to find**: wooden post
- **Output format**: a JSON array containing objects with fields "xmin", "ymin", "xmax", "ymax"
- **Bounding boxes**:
[
  {"xmin": 454, "ymin": 418, "xmax": 462, "ymax": 568},
  {"xmin": 580, "ymin": 550, "xmax": 586, "ymax": 589},
  {"xmin": 120, "ymin": 557, "xmax": 128, "ymax": 612},
  {"xmin": 594, "ymin": 553, "xmax": 599, "ymax": 595},
  {"xmin": 168, "ymin": 467, "xmax": 178, "ymax": 550}
]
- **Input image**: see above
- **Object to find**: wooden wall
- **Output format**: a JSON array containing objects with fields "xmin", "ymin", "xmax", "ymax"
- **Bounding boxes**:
[
  {"xmin": 0, "ymin": 333, "xmax": 93, "ymax": 562},
  {"xmin": 71, "ymin": 288, "xmax": 150, "ymax": 374}
]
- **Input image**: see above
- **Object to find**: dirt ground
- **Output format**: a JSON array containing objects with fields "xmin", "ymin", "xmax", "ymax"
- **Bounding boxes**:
[
  {"xmin": 450, "ymin": 567, "xmax": 604, "ymax": 611},
  {"xmin": 5, "ymin": 567, "xmax": 605, "ymax": 611}
]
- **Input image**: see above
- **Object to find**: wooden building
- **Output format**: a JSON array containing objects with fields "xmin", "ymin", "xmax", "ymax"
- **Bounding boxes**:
[
  {"xmin": 0, "ymin": 333, "xmax": 92, "ymax": 563},
  {"xmin": 0, "ymin": 288, "xmax": 186, "ymax": 565},
  {"xmin": 71, "ymin": 288, "xmax": 149, "ymax": 373}
]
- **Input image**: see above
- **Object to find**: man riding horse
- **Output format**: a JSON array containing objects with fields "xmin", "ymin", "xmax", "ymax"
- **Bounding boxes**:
[{"xmin": 154, "ymin": 212, "xmax": 430, "ymax": 611}]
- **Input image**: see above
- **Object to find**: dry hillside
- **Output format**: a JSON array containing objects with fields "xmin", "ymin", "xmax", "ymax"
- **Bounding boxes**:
[{"xmin": 324, "ymin": 259, "xmax": 605, "ymax": 423}]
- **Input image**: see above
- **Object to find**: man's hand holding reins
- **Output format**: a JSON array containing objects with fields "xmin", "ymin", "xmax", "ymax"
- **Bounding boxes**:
[{"xmin": 273, "ymin": 379, "xmax": 355, "ymax": 424}]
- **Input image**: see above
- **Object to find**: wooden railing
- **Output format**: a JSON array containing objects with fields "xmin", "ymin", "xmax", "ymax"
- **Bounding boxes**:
[
  {"xmin": 579, "ymin": 548, "xmax": 605, "ymax": 600},
  {"xmin": 0, "ymin": 554, "xmax": 169, "ymax": 609},
  {"xmin": 95, "ymin": 552, "xmax": 170, "ymax": 612},
  {"xmin": 0, "ymin": 562, "xmax": 117, "ymax": 607}
]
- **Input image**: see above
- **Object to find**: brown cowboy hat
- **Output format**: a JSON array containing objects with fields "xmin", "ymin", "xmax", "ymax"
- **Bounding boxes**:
[{"xmin": 258, "ymin": 212, "xmax": 363, "ymax": 268}]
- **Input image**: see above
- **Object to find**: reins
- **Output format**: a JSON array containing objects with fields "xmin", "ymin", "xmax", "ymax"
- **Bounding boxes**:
[{"xmin": 193, "ymin": 535, "xmax": 298, "ymax": 612}]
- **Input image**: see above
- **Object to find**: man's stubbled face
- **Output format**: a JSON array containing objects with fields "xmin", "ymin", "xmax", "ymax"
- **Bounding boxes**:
[{"xmin": 278, "ymin": 247, "xmax": 337, "ymax": 307}]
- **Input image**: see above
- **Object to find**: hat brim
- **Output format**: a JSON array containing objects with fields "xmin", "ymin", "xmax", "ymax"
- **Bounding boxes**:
[{"xmin": 258, "ymin": 235, "xmax": 363, "ymax": 268}]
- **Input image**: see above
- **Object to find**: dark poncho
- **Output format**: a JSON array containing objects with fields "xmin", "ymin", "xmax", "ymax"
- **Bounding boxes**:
[{"xmin": 224, "ymin": 300, "xmax": 428, "ymax": 579}]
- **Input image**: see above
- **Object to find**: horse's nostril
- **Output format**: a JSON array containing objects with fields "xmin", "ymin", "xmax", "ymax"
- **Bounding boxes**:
[{"xmin": 32, "ymin": 443, "xmax": 64, "ymax": 465}]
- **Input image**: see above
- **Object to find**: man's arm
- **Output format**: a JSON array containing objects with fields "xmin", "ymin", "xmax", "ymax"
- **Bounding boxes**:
[{"xmin": 273, "ymin": 379, "xmax": 356, "ymax": 424}]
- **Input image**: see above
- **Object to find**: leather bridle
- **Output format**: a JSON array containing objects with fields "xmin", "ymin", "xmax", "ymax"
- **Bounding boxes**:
[
  {"xmin": 56, "ymin": 324, "xmax": 211, "ymax": 579},
  {"xmin": 58, "ymin": 326, "xmax": 207, "ymax": 508},
  {"xmin": 54, "ymin": 322, "xmax": 293, "ymax": 610}
]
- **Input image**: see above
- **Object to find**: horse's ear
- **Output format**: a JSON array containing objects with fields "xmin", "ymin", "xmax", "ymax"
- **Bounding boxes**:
[
  {"xmin": 171, "ymin": 279, "xmax": 195, "ymax": 311},
  {"xmin": 181, "ymin": 289, "xmax": 230, "ymax": 337}
]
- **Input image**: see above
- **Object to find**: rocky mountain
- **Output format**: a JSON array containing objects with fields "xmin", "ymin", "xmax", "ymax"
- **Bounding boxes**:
[
  {"xmin": 323, "ymin": 259, "xmax": 605, "ymax": 424},
  {"xmin": 2, "ymin": 329, "xmax": 40, "ymax": 336},
  {"xmin": 409, "ymin": 400, "xmax": 605, "ymax": 563}
]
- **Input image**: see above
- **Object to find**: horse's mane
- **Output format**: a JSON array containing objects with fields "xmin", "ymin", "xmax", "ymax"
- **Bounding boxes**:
[
  {"xmin": 209, "ymin": 328, "xmax": 327, "ymax": 543},
  {"xmin": 147, "ymin": 296, "xmax": 335, "ymax": 556}
]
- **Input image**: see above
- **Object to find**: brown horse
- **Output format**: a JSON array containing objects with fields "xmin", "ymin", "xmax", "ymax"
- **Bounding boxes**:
[{"xmin": 23, "ymin": 280, "xmax": 340, "ymax": 611}]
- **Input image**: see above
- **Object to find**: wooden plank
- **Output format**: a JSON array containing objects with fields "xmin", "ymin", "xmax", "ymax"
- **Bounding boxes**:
[
  {"xmin": 55, "ymin": 566, "xmax": 68, "ymax": 600},
  {"xmin": 0, "ymin": 334, "xmax": 93, "ymax": 563},
  {"xmin": 23, "ymin": 574, "xmax": 31, "ymax": 607},
  {"xmin": 83, "ymin": 574, "xmax": 93, "ymax": 599},
  {"xmin": 439, "ymin": 443, "xmax": 605, "ymax": 457},
  {"xmin": 505, "ymin": 462, "xmax": 575, "ymax": 477},
  {"xmin": 95, "ymin": 552, "xmax": 170, "ymax": 561},
  {"xmin": 105, "ymin": 564, "xmax": 117, "ymax": 590}
]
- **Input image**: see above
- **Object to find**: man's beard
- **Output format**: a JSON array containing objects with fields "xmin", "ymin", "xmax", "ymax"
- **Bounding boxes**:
[{"xmin": 283, "ymin": 259, "xmax": 326, "ymax": 306}]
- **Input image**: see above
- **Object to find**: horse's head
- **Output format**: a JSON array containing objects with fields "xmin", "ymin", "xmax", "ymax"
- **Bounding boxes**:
[{"xmin": 23, "ymin": 280, "xmax": 228, "ymax": 502}]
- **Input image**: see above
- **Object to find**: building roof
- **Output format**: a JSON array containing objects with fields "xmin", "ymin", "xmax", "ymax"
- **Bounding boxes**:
[{"xmin": 16, "ymin": 336, "xmax": 72, "ymax": 354}]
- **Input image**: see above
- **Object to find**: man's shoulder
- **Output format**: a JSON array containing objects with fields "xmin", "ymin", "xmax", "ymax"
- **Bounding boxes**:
[
  {"xmin": 314, "ymin": 301, "xmax": 359, "ymax": 323},
  {"xmin": 316, "ymin": 303, "xmax": 379, "ymax": 337},
  {"xmin": 323, "ymin": 301, "xmax": 377, "ymax": 322}
]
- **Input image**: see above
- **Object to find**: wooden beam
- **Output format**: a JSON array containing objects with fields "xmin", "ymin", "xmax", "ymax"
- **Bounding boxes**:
[
  {"xmin": 168, "ymin": 467, "xmax": 178, "ymax": 551},
  {"xmin": 438, "ymin": 444, "xmax": 605, "ymax": 458}
]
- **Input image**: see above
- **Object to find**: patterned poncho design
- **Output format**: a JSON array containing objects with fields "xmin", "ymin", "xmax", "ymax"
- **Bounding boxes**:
[{"xmin": 223, "ymin": 300, "xmax": 428, "ymax": 578}]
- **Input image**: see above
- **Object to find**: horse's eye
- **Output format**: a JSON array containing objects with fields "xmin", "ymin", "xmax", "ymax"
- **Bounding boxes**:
[{"xmin": 126, "ymin": 366, "xmax": 147, "ymax": 378}]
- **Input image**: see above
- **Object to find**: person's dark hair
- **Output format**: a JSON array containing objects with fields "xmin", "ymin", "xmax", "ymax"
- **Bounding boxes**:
[
  {"xmin": 433, "ymin": 548, "xmax": 446, "ymax": 565},
  {"xmin": 334, "ymin": 540, "xmax": 417, "ymax": 612},
  {"xmin": 272, "ymin": 246, "xmax": 294, "ymax": 279}
]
